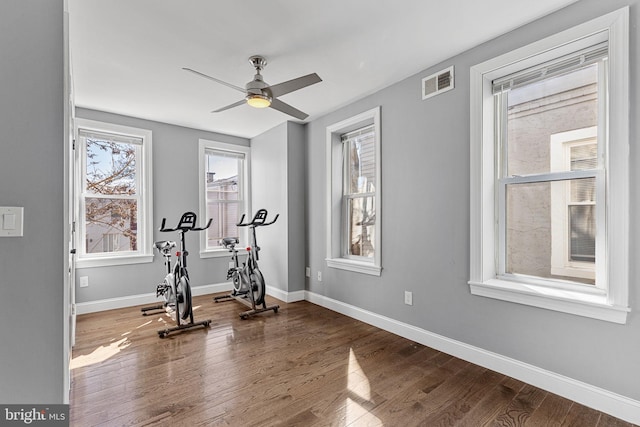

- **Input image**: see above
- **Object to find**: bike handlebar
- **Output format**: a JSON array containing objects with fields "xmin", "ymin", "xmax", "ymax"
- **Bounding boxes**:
[
  {"xmin": 159, "ymin": 212, "xmax": 213, "ymax": 233},
  {"xmin": 236, "ymin": 209, "xmax": 279, "ymax": 228}
]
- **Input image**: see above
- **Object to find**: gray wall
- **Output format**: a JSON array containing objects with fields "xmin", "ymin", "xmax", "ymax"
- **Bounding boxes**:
[
  {"xmin": 251, "ymin": 122, "xmax": 306, "ymax": 294},
  {"xmin": 75, "ymin": 108, "xmax": 249, "ymax": 302},
  {"xmin": 0, "ymin": 0, "xmax": 65, "ymax": 403},
  {"xmin": 286, "ymin": 122, "xmax": 306, "ymax": 293},
  {"xmin": 305, "ymin": 0, "xmax": 640, "ymax": 401}
]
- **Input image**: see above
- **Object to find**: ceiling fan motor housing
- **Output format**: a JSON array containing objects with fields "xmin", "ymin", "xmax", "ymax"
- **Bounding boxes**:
[{"xmin": 246, "ymin": 56, "xmax": 272, "ymax": 104}]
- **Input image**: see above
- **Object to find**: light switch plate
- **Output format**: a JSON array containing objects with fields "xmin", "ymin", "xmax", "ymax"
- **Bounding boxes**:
[{"xmin": 0, "ymin": 207, "xmax": 23, "ymax": 237}]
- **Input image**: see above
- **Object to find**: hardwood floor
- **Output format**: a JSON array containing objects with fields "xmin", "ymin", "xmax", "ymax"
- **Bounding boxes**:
[{"xmin": 70, "ymin": 293, "xmax": 635, "ymax": 426}]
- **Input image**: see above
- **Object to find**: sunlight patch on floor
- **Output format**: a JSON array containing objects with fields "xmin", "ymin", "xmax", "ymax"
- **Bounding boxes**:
[
  {"xmin": 346, "ymin": 347, "xmax": 382, "ymax": 426},
  {"xmin": 70, "ymin": 337, "xmax": 130, "ymax": 370},
  {"xmin": 136, "ymin": 320, "xmax": 152, "ymax": 329}
]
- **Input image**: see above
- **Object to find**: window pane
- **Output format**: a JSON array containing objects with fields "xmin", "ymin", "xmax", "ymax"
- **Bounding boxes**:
[
  {"xmin": 347, "ymin": 132, "xmax": 376, "ymax": 194},
  {"xmin": 506, "ymin": 64, "xmax": 599, "ymax": 177},
  {"xmin": 85, "ymin": 197, "xmax": 138, "ymax": 254},
  {"xmin": 569, "ymin": 205, "xmax": 595, "ymax": 262},
  {"xmin": 571, "ymin": 177, "xmax": 595, "ymax": 203},
  {"xmin": 505, "ymin": 180, "xmax": 595, "ymax": 285},
  {"xmin": 86, "ymin": 138, "xmax": 137, "ymax": 195},
  {"xmin": 571, "ymin": 144, "xmax": 597, "ymax": 170},
  {"xmin": 347, "ymin": 196, "xmax": 375, "ymax": 258},
  {"xmin": 206, "ymin": 201, "xmax": 240, "ymax": 247},
  {"xmin": 205, "ymin": 152, "xmax": 242, "ymax": 247}
]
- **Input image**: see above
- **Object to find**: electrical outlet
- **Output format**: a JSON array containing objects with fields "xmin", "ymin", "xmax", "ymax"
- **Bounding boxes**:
[
  {"xmin": 404, "ymin": 291, "xmax": 413, "ymax": 306},
  {"xmin": 317, "ymin": 271, "xmax": 322, "ymax": 282},
  {"xmin": 80, "ymin": 276, "xmax": 89, "ymax": 288},
  {"xmin": 305, "ymin": 267, "xmax": 311, "ymax": 278}
]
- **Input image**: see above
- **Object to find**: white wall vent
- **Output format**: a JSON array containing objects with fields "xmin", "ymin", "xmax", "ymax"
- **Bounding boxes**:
[{"xmin": 422, "ymin": 66, "xmax": 454, "ymax": 100}]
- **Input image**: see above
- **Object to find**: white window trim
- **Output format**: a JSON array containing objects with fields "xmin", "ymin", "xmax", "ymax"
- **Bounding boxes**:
[
  {"xmin": 469, "ymin": 7, "xmax": 629, "ymax": 323},
  {"xmin": 75, "ymin": 118, "xmax": 154, "ymax": 268},
  {"xmin": 198, "ymin": 139, "xmax": 251, "ymax": 258},
  {"xmin": 326, "ymin": 107, "xmax": 382, "ymax": 276}
]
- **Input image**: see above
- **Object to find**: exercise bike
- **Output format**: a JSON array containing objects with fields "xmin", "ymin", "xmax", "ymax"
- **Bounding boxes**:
[
  {"xmin": 141, "ymin": 211, "xmax": 212, "ymax": 338},
  {"xmin": 214, "ymin": 209, "xmax": 280, "ymax": 319}
]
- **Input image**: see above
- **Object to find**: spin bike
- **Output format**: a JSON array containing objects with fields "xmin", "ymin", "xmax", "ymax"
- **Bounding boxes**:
[
  {"xmin": 141, "ymin": 212, "xmax": 212, "ymax": 338},
  {"xmin": 214, "ymin": 209, "xmax": 280, "ymax": 319}
]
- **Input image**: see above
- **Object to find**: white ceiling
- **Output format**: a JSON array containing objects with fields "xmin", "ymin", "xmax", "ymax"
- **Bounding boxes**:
[{"xmin": 69, "ymin": 0, "xmax": 579, "ymax": 139}]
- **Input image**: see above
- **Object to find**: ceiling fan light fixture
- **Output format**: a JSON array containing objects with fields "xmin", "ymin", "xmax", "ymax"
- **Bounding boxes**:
[{"xmin": 246, "ymin": 93, "xmax": 272, "ymax": 108}]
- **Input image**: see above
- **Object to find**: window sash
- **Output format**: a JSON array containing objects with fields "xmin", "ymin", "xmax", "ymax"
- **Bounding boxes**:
[
  {"xmin": 342, "ymin": 125, "xmax": 376, "ymax": 197},
  {"xmin": 342, "ymin": 193, "xmax": 375, "ymax": 259},
  {"xmin": 204, "ymin": 150, "xmax": 245, "ymax": 249},
  {"xmin": 494, "ymin": 54, "xmax": 606, "ymax": 289},
  {"xmin": 341, "ymin": 125, "xmax": 376, "ymax": 260},
  {"xmin": 79, "ymin": 132, "xmax": 144, "ymax": 258}
]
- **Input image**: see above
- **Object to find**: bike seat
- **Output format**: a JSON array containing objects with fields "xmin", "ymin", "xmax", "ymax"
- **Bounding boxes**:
[
  {"xmin": 154, "ymin": 240, "xmax": 176, "ymax": 252},
  {"xmin": 221, "ymin": 237, "xmax": 239, "ymax": 248}
]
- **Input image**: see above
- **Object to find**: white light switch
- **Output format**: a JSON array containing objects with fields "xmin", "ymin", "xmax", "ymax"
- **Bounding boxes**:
[
  {"xmin": 0, "ymin": 207, "xmax": 23, "ymax": 237},
  {"xmin": 3, "ymin": 214, "xmax": 15, "ymax": 229}
]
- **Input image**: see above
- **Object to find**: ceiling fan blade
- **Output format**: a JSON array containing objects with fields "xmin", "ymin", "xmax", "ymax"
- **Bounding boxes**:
[
  {"xmin": 183, "ymin": 67, "xmax": 245, "ymax": 93},
  {"xmin": 269, "ymin": 98, "xmax": 309, "ymax": 120},
  {"xmin": 269, "ymin": 73, "xmax": 322, "ymax": 98},
  {"xmin": 212, "ymin": 99, "xmax": 246, "ymax": 113}
]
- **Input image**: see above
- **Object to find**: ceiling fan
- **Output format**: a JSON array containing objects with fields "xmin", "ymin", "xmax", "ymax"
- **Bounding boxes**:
[{"xmin": 183, "ymin": 55, "xmax": 322, "ymax": 120}]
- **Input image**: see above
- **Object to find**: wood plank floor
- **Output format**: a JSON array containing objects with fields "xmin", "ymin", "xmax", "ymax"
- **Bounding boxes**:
[{"xmin": 70, "ymin": 293, "xmax": 636, "ymax": 426}]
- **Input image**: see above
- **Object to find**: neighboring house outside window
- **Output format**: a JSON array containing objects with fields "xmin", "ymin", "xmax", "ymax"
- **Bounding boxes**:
[
  {"xmin": 198, "ymin": 139, "xmax": 250, "ymax": 257},
  {"xmin": 76, "ymin": 119, "xmax": 153, "ymax": 267},
  {"xmin": 469, "ymin": 8, "xmax": 629, "ymax": 323},
  {"xmin": 550, "ymin": 127, "xmax": 598, "ymax": 282},
  {"xmin": 326, "ymin": 107, "xmax": 381, "ymax": 276}
]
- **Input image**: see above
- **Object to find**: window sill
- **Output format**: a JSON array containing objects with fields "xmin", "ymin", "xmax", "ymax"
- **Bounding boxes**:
[
  {"xmin": 469, "ymin": 278, "xmax": 629, "ymax": 324},
  {"xmin": 326, "ymin": 258, "xmax": 382, "ymax": 276},
  {"xmin": 77, "ymin": 254, "xmax": 154, "ymax": 269}
]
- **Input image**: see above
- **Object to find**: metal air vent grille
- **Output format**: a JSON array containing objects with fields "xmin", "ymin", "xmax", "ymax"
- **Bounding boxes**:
[{"xmin": 422, "ymin": 66, "xmax": 454, "ymax": 100}]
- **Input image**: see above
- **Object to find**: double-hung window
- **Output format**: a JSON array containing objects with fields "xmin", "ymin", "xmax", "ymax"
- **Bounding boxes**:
[
  {"xmin": 326, "ymin": 107, "xmax": 381, "ymax": 276},
  {"xmin": 198, "ymin": 139, "xmax": 250, "ymax": 256},
  {"xmin": 342, "ymin": 125, "xmax": 376, "ymax": 259},
  {"xmin": 76, "ymin": 119, "xmax": 153, "ymax": 267},
  {"xmin": 469, "ymin": 8, "xmax": 629, "ymax": 323},
  {"xmin": 493, "ymin": 45, "xmax": 605, "ymax": 286}
]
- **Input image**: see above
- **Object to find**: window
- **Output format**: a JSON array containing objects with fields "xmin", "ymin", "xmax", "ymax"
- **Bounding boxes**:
[
  {"xmin": 326, "ymin": 107, "xmax": 381, "ymax": 275},
  {"xmin": 76, "ymin": 119, "xmax": 153, "ymax": 267},
  {"xmin": 343, "ymin": 126, "xmax": 376, "ymax": 259},
  {"xmin": 469, "ymin": 8, "xmax": 629, "ymax": 323},
  {"xmin": 550, "ymin": 127, "xmax": 598, "ymax": 282},
  {"xmin": 198, "ymin": 139, "xmax": 250, "ymax": 257}
]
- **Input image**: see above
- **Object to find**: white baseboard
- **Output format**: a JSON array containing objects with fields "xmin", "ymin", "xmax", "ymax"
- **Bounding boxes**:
[
  {"xmin": 304, "ymin": 291, "xmax": 640, "ymax": 425},
  {"xmin": 266, "ymin": 286, "xmax": 305, "ymax": 303},
  {"xmin": 76, "ymin": 282, "xmax": 305, "ymax": 314},
  {"xmin": 76, "ymin": 282, "xmax": 232, "ymax": 315},
  {"xmin": 75, "ymin": 283, "xmax": 302, "ymax": 315}
]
